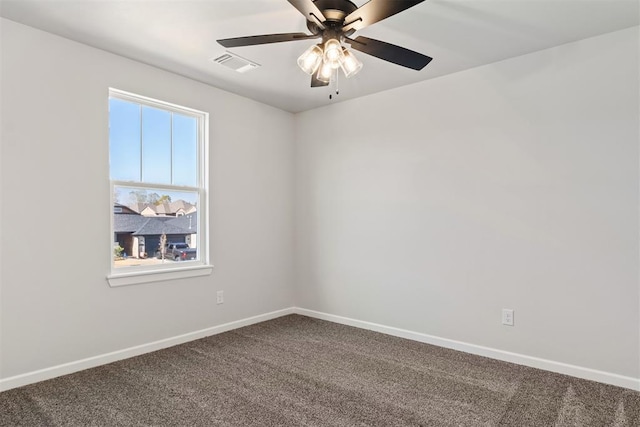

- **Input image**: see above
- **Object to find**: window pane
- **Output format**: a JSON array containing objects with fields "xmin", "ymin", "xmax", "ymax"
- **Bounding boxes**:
[
  {"xmin": 109, "ymin": 89, "xmax": 207, "ymax": 275},
  {"xmin": 113, "ymin": 185, "xmax": 199, "ymax": 268},
  {"xmin": 172, "ymin": 114, "xmax": 197, "ymax": 187},
  {"xmin": 142, "ymin": 106, "xmax": 171, "ymax": 184},
  {"xmin": 109, "ymin": 98, "xmax": 141, "ymax": 181}
]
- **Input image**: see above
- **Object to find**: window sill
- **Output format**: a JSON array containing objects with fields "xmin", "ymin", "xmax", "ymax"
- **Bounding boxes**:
[{"xmin": 107, "ymin": 264, "xmax": 213, "ymax": 287}]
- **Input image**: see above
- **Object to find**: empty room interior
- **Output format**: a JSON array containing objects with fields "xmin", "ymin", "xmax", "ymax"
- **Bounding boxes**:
[{"xmin": 1, "ymin": 0, "xmax": 639, "ymax": 425}]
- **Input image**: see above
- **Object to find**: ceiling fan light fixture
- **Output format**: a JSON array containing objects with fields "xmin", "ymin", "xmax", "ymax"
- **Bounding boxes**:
[
  {"xmin": 297, "ymin": 44, "xmax": 323, "ymax": 75},
  {"xmin": 340, "ymin": 48, "xmax": 363, "ymax": 78},
  {"xmin": 316, "ymin": 60, "xmax": 333, "ymax": 83},
  {"xmin": 323, "ymin": 38, "xmax": 344, "ymax": 69}
]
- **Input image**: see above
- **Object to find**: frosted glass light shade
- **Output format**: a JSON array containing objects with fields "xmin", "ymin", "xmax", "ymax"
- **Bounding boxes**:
[
  {"xmin": 316, "ymin": 61, "xmax": 333, "ymax": 83},
  {"xmin": 323, "ymin": 39, "xmax": 344, "ymax": 69},
  {"xmin": 297, "ymin": 44, "xmax": 323, "ymax": 75},
  {"xmin": 340, "ymin": 48, "xmax": 363, "ymax": 78}
]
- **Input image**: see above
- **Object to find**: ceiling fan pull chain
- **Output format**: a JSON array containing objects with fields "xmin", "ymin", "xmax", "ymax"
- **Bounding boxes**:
[{"xmin": 333, "ymin": 69, "xmax": 339, "ymax": 98}]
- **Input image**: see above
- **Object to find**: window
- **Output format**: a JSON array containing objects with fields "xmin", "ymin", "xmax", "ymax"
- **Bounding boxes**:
[{"xmin": 108, "ymin": 89, "xmax": 210, "ymax": 286}]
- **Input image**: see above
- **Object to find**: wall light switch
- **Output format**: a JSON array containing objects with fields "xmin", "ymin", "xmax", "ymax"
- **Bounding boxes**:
[{"xmin": 216, "ymin": 290, "xmax": 224, "ymax": 305}]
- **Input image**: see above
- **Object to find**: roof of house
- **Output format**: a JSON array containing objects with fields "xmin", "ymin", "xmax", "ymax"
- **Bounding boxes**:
[
  {"xmin": 128, "ymin": 200, "xmax": 196, "ymax": 216},
  {"xmin": 113, "ymin": 214, "xmax": 151, "ymax": 233},
  {"xmin": 114, "ymin": 210, "xmax": 196, "ymax": 236},
  {"xmin": 170, "ymin": 200, "xmax": 195, "ymax": 211},
  {"xmin": 165, "ymin": 212, "xmax": 198, "ymax": 233},
  {"xmin": 132, "ymin": 218, "xmax": 191, "ymax": 236},
  {"xmin": 113, "ymin": 203, "xmax": 139, "ymax": 215},
  {"xmin": 127, "ymin": 203, "xmax": 148, "ymax": 214}
]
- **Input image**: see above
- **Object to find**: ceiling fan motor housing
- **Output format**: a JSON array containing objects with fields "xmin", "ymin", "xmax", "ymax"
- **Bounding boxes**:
[{"xmin": 306, "ymin": 0, "xmax": 359, "ymax": 38}]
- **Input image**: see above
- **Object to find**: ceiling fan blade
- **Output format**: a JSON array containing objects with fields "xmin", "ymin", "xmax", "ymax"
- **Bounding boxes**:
[
  {"xmin": 311, "ymin": 74, "xmax": 330, "ymax": 87},
  {"xmin": 346, "ymin": 36, "xmax": 432, "ymax": 70},
  {"xmin": 287, "ymin": 0, "xmax": 327, "ymax": 27},
  {"xmin": 342, "ymin": 0, "xmax": 425, "ymax": 32},
  {"xmin": 217, "ymin": 33, "xmax": 318, "ymax": 48}
]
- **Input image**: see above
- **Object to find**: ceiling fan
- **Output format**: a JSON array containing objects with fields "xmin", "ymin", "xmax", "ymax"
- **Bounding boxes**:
[{"xmin": 217, "ymin": 0, "xmax": 432, "ymax": 88}]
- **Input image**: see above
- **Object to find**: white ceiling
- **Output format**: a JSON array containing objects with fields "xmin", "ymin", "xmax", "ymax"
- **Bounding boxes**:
[{"xmin": 1, "ymin": 0, "xmax": 638, "ymax": 113}]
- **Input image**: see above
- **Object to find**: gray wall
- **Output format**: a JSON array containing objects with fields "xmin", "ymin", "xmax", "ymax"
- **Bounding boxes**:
[
  {"xmin": 0, "ymin": 19, "xmax": 295, "ymax": 378},
  {"xmin": 294, "ymin": 27, "xmax": 639, "ymax": 379}
]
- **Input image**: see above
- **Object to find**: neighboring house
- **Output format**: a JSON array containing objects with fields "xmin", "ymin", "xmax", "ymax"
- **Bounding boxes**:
[
  {"xmin": 113, "ymin": 203, "xmax": 139, "ymax": 215},
  {"xmin": 165, "ymin": 212, "xmax": 198, "ymax": 248},
  {"xmin": 139, "ymin": 205, "xmax": 160, "ymax": 217},
  {"xmin": 130, "ymin": 200, "xmax": 197, "ymax": 217},
  {"xmin": 113, "ymin": 214, "xmax": 152, "ymax": 257},
  {"xmin": 113, "ymin": 209, "xmax": 198, "ymax": 258},
  {"xmin": 168, "ymin": 200, "xmax": 197, "ymax": 217},
  {"xmin": 127, "ymin": 203, "xmax": 149, "ymax": 215}
]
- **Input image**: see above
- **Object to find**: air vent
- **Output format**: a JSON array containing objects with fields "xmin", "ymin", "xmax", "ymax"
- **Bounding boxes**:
[{"xmin": 212, "ymin": 52, "xmax": 260, "ymax": 73}]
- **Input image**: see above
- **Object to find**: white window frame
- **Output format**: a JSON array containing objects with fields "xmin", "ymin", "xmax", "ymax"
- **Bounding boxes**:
[{"xmin": 107, "ymin": 88, "xmax": 211, "ymax": 287}]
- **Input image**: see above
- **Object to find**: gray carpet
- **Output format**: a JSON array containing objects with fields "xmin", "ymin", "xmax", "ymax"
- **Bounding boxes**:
[{"xmin": 1, "ymin": 314, "xmax": 638, "ymax": 426}]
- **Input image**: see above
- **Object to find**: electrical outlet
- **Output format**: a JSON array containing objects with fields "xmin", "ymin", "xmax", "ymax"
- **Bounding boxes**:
[
  {"xmin": 216, "ymin": 290, "xmax": 224, "ymax": 305},
  {"xmin": 502, "ymin": 309, "xmax": 514, "ymax": 326}
]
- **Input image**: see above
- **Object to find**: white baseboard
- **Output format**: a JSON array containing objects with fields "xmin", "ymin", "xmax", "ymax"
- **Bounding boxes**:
[
  {"xmin": 3, "ymin": 306, "xmax": 638, "ymax": 393},
  {"xmin": 0, "ymin": 307, "xmax": 295, "ymax": 392},
  {"xmin": 294, "ymin": 308, "xmax": 640, "ymax": 392}
]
